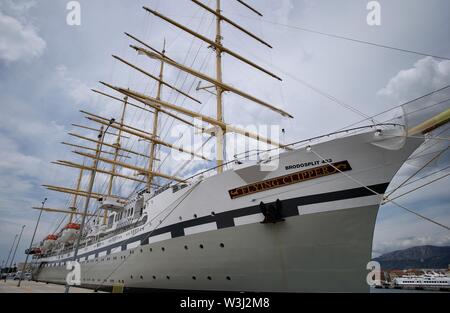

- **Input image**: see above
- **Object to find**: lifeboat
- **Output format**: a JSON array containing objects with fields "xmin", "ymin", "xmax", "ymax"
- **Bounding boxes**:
[
  {"xmin": 33, "ymin": 248, "xmax": 42, "ymax": 255},
  {"xmin": 59, "ymin": 223, "xmax": 80, "ymax": 244},
  {"xmin": 42, "ymin": 234, "xmax": 58, "ymax": 250},
  {"xmin": 25, "ymin": 247, "xmax": 42, "ymax": 255}
]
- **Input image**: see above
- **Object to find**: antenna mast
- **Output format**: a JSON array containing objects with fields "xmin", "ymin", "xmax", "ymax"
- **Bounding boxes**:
[
  {"xmin": 215, "ymin": 0, "xmax": 225, "ymax": 173},
  {"xmin": 148, "ymin": 40, "xmax": 166, "ymax": 189},
  {"xmin": 105, "ymin": 96, "xmax": 127, "ymax": 224},
  {"xmin": 69, "ymin": 165, "xmax": 84, "ymax": 223}
]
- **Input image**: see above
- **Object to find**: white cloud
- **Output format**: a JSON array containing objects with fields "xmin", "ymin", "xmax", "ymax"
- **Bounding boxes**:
[
  {"xmin": 56, "ymin": 65, "xmax": 93, "ymax": 105},
  {"xmin": 0, "ymin": 132, "xmax": 69, "ymax": 202},
  {"xmin": 271, "ymin": 0, "xmax": 294, "ymax": 24},
  {"xmin": 0, "ymin": 10, "xmax": 46, "ymax": 63},
  {"xmin": 374, "ymin": 234, "xmax": 450, "ymax": 257},
  {"xmin": 0, "ymin": 0, "xmax": 37, "ymax": 13},
  {"xmin": 373, "ymin": 198, "xmax": 450, "ymax": 257},
  {"xmin": 0, "ymin": 214, "xmax": 56, "ymax": 260},
  {"xmin": 0, "ymin": 136, "xmax": 43, "ymax": 178},
  {"xmin": 378, "ymin": 57, "xmax": 450, "ymax": 104}
]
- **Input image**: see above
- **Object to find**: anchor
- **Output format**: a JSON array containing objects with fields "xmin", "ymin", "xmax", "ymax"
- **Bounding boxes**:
[{"xmin": 260, "ymin": 199, "xmax": 285, "ymax": 224}]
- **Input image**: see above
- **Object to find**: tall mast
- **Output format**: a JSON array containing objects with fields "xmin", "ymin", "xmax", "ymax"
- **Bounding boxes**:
[
  {"xmin": 69, "ymin": 165, "xmax": 84, "ymax": 223},
  {"xmin": 90, "ymin": 126, "xmax": 104, "ymax": 207},
  {"xmin": 105, "ymin": 96, "xmax": 128, "ymax": 224},
  {"xmin": 147, "ymin": 40, "xmax": 166, "ymax": 189},
  {"xmin": 215, "ymin": 0, "xmax": 225, "ymax": 173}
]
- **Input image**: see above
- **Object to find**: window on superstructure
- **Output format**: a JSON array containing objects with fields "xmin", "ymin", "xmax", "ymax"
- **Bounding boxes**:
[
  {"xmin": 135, "ymin": 198, "xmax": 144, "ymax": 217},
  {"xmin": 108, "ymin": 215, "xmax": 114, "ymax": 227}
]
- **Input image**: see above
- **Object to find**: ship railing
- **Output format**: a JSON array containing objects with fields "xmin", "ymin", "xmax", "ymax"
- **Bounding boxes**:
[
  {"xmin": 236, "ymin": 123, "xmax": 404, "ymax": 163},
  {"xmin": 146, "ymin": 123, "xmax": 405, "ymax": 198},
  {"xmin": 179, "ymin": 123, "xmax": 404, "ymax": 186}
]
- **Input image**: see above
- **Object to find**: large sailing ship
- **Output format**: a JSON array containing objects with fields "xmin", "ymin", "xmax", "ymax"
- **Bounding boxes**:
[{"xmin": 27, "ymin": 1, "xmax": 450, "ymax": 292}]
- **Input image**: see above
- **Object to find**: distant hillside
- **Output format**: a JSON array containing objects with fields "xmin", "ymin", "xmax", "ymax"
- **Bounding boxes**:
[{"xmin": 374, "ymin": 245, "xmax": 450, "ymax": 270}]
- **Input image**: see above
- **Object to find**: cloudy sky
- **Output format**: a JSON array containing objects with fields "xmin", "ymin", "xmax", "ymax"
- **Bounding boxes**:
[{"xmin": 0, "ymin": 0, "xmax": 449, "ymax": 265}]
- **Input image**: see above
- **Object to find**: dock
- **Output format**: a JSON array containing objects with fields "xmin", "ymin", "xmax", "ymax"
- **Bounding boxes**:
[{"xmin": 0, "ymin": 280, "xmax": 102, "ymax": 293}]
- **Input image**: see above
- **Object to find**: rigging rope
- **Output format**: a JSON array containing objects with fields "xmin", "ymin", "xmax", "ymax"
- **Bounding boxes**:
[
  {"xmin": 401, "ymin": 165, "xmax": 450, "ymax": 189},
  {"xmin": 235, "ymin": 43, "xmax": 373, "ymax": 120},
  {"xmin": 229, "ymin": 12, "xmax": 450, "ymax": 61},
  {"xmin": 385, "ymin": 146, "xmax": 450, "ymax": 198},
  {"xmin": 386, "ymin": 171, "xmax": 450, "ymax": 203},
  {"xmin": 337, "ymin": 86, "xmax": 450, "ymax": 132},
  {"xmin": 308, "ymin": 148, "xmax": 450, "ymax": 231}
]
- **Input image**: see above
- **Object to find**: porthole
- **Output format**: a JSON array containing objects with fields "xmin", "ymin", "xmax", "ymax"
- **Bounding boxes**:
[
  {"xmin": 152, "ymin": 276, "xmax": 156, "ymax": 280},
  {"xmin": 130, "ymin": 275, "xmax": 133, "ymax": 279},
  {"xmin": 161, "ymin": 247, "xmax": 165, "ymax": 252},
  {"xmin": 220, "ymin": 243, "xmax": 225, "ymax": 248},
  {"xmin": 184, "ymin": 245, "xmax": 188, "ymax": 250},
  {"xmin": 166, "ymin": 276, "xmax": 170, "ymax": 280},
  {"xmin": 194, "ymin": 214, "xmax": 198, "ymax": 218},
  {"xmin": 150, "ymin": 248, "xmax": 153, "ymax": 252},
  {"xmin": 207, "ymin": 276, "xmax": 212, "ymax": 280},
  {"xmin": 140, "ymin": 249, "xmax": 143, "ymax": 253},
  {"xmin": 211, "ymin": 212, "xmax": 216, "ymax": 216},
  {"xmin": 226, "ymin": 276, "xmax": 231, "ymax": 281},
  {"xmin": 192, "ymin": 276, "xmax": 196, "ymax": 280},
  {"xmin": 140, "ymin": 275, "xmax": 144, "ymax": 280},
  {"xmin": 199, "ymin": 244, "xmax": 204, "ymax": 249},
  {"xmin": 179, "ymin": 216, "xmax": 183, "ymax": 221}
]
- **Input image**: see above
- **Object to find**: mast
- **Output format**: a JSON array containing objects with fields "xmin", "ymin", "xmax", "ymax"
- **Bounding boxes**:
[
  {"xmin": 32, "ymin": 207, "xmax": 97, "ymax": 217},
  {"xmin": 136, "ymin": 1, "xmax": 293, "ymax": 170},
  {"xmin": 69, "ymin": 165, "xmax": 84, "ymax": 223},
  {"xmin": 101, "ymin": 84, "xmax": 289, "ymax": 149},
  {"xmin": 147, "ymin": 40, "xmax": 166, "ymax": 190},
  {"xmin": 64, "ymin": 124, "xmax": 109, "ymax": 294},
  {"xmin": 215, "ymin": 0, "xmax": 225, "ymax": 173},
  {"xmin": 83, "ymin": 125, "xmax": 103, "ymax": 212},
  {"xmin": 43, "ymin": 2, "xmax": 292, "ymax": 238},
  {"xmin": 105, "ymin": 96, "xmax": 128, "ymax": 224}
]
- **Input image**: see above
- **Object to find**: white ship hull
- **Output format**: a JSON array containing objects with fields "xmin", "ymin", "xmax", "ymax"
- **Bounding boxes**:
[{"xmin": 32, "ymin": 128, "xmax": 424, "ymax": 292}]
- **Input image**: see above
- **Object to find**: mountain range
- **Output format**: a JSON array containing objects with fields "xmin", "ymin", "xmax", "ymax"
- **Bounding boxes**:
[{"xmin": 374, "ymin": 245, "xmax": 450, "ymax": 270}]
